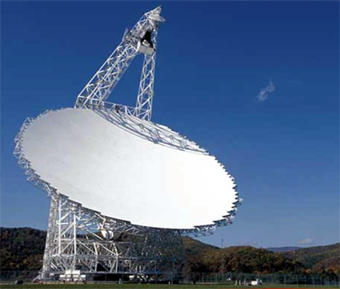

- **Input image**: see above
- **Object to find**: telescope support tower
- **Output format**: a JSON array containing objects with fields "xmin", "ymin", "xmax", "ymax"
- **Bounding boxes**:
[
  {"xmin": 41, "ymin": 194, "xmax": 185, "ymax": 280},
  {"xmin": 13, "ymin": 6, "xmax": 243, "ymax": 282}
]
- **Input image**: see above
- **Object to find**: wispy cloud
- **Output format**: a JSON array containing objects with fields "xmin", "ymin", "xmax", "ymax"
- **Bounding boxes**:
[
  {"xmin": 257, "ymin": 80, "xmax": 275, "ymax": 102},
  {"xmin": 288, "ymin": 79, "xmax": 303, "ymax": 85},
  {"xmin": 297, "ymin": 238, "xmax": 313, "ymax": 245}
]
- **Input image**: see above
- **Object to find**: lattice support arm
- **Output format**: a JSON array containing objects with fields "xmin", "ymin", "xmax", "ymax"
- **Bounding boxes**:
[
  {"xmin": 75, "ymin": 6, "xmax": 165, "ymax": 112},
  {"xmin": 134, "ymin": 34, "xmax": 157, "ymax": 121}
]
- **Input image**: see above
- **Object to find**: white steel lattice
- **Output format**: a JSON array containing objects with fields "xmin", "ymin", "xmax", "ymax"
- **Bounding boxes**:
[
  {"xmin": 13, "ymin": 109, "xmax": 242, "ymax": 280},
  {"xmin": 14, "ymin": 6, "xmax": 243, "ymax": 281},
  {"xmin": 75, "ymin": 6, "xmax": 164, "ymax": 122},
  {"xmin": 135, "ymin": 34, "xmax": 158, "ymax": 120},
  {"xmin": 40, "ymin": 194, "xmax": 185, "ymax": 278}
]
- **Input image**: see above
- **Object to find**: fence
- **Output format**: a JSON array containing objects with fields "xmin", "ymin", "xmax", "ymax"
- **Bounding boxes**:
[
  {"xmin": 0, "ymin": 270, "xmax": 339, "ymax": 286},
  {"xmin": 197, "ymin": 272, "xmax": 339, "ymax": 286},
  {"xmin": 0, "ymin": 271, "xmax": 39, "ymax": 283}
]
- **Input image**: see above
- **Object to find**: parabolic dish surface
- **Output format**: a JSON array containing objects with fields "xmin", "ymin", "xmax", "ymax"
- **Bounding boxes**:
[{"xmin": 19, "ymin": 108, "xmax": 238, "ymax": 229}]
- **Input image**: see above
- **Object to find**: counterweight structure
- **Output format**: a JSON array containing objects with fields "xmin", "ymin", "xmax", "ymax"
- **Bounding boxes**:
[{"xmin": 14, "ymin": 6, "xmax": 242, "ymax": 281}]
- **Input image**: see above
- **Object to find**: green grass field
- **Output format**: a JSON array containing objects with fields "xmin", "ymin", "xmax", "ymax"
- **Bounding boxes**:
[{"xmin": 0, "ymin": 284, "xmax": 338, "ymax": 289}]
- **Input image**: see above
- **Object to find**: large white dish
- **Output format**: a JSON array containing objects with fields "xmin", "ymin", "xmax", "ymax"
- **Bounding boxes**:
[{"xmin": 20, "ymin": 108, "xmax": 237, "ymax": 229}]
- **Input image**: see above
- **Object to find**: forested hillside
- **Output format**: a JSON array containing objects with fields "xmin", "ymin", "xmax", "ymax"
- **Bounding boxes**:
[
  {"xmin": 284, "ymin": 243, "xmax": 339, "ymax": 275},
  {"xmin": 1, "ymin": 227, "xmax": 338, "ymax": 277},
  {"xmin": 183, "ymin": 238, "xmax": 339, "ymax": 277},
  {"xmin": 0, "ymin": 227, "xmax": 46, "ymax": 271}
]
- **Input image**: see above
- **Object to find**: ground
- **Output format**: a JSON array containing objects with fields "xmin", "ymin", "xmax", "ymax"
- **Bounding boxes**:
[{"xmin": 0, "ymin": 284, "xmax": 338, "ymax": 289}]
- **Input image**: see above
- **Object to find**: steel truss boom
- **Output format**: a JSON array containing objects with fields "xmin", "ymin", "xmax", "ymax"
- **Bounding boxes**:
[{"xmin": 75, "ymin": 6, "xmax": 165, "ymax": 121}]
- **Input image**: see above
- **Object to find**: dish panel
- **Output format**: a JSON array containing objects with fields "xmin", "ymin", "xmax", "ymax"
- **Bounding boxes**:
[{"xmin": 20, "ymin": 108, "xmax": 237, "ymax": 229}]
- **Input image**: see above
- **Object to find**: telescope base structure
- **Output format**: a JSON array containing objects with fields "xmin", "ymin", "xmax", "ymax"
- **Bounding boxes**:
[{"xmin": 40, "ymin": 194, "xmax": 185, "ymax": 281}]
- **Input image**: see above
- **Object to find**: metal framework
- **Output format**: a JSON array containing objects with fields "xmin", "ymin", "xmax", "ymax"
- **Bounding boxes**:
[
  {"xmin": 14, "ymin": 6, "xmax": 243, "ymax": 281},
  {"xmin": 14, "ymin": 109, "xmax": 242, "ymax": 280},
  {"xmin": 40, "ymin": 194, "xmax": 185, "ymax": 279},
  {"xmin": 75, "ymin": 6, "xmax": 164, "ymax": 121}
]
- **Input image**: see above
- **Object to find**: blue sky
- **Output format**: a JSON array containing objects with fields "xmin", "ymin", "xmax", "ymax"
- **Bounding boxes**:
[{"xmin": 1, "ymin": 1, "xmax": 339, "ymax": 248}]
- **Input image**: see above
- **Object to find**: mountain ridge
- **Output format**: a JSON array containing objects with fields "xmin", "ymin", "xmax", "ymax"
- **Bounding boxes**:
[
  {"xmin": 1, "ymin": 227, "xmax": 338, "ymax": 277},
  {"xmin": 266, "ymin": 246, "xmax": 302, "ymax": 253}
]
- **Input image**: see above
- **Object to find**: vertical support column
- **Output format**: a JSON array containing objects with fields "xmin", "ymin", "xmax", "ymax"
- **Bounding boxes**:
[
  {"xmin": 135, "ymin": 29, "xmax": 159, "ymax": 121},
  {"xmin": 58, "ymin": 199, "xmax": 61, "ymax": 255},
  {"xmin": 40, "ymin": 195, "xmax": 81, "ymax": 279},
  {"xmin": 41, "ymin": 195, "xmax": 59, "ymax": 279},
  {"xmin": 72, "ymin": 209, "xmax": 77, "ymax": 271}
]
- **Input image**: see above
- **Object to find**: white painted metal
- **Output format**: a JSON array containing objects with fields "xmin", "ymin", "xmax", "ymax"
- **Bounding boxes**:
[
  {"xmin": 75, "ymin": 6, "xmax": 164, "ymax": 122},
  {"xmin": 15, "ymin": 110, "xmax": 233, "ymax": 280},
  {"xmin": 134, "ymin": 33, "xmax": 158, "ymax": 120},
  {"xmin": 38, "ymin": 193, "xmax": 184, "ymax": 277},
  {"xmin": 14, "ymin": 6, "xmax": 243, "ymax": 279},
  {"xmin": 19, "ymin": 108, "xmax": 239, "ymax": 229}
]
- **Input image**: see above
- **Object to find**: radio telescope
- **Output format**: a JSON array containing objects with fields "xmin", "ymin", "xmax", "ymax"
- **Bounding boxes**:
[{"xmin": 14, "ymin": 6, "xmax": 242, "ymax": 281}]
